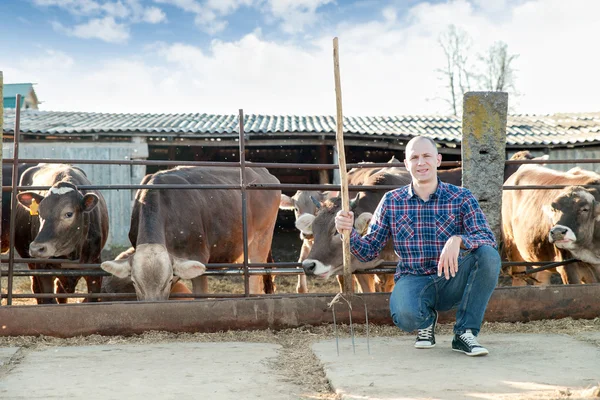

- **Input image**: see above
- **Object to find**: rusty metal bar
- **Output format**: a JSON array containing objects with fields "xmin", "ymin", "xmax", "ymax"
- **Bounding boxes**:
[
  {"xmin": 6, "ymin": 96, "xmax": 21, "ymax": 306},
  {"xmin": 510, "ymin": 258, "xmax": 579, "ymax": 276},
  {"xmin": 8, "ymin": 182, "xmax": 596, "ymax": 193},
  {"xmin": 1, "ymin": 257, "xmax": 579, "ymax": 271},
  {"xmin": 1, "ymin": 158, "xmax": 241, "ymax": 167},
  {"xmin": 239, "ymin": 109, "xmax": 250, "ymax": 296},
  {"xmin": 1, "ymin": 285, "xmax": 599, "ymax": 337},
  {"xmin": 0, "ymin": 267, "xmax": 306, "ymax": 277},
  {"xmin": 5, "ymin": 157, "xmax": 597, "ymax": 169},
  {"xmin": 504, "ymin": 158, "xmax": 599, "ymax": 165},
  {"xmin": 1, "ymin": 157, "xmax": 460, "ymax": 169}
]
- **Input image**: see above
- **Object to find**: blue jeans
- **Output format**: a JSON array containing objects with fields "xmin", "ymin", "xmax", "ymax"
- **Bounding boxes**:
[{"xmin": 389, "ymin": 245, "xmax": 500, "ymax": 336}]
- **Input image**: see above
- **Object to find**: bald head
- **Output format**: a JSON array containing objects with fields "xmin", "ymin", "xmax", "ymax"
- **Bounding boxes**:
[{"xmin": 405, "ymin": 136, "xmax": 438, "ymax": 158}]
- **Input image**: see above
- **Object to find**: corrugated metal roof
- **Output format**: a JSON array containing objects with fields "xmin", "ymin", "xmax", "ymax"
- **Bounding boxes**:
[{"xmin": 2, "ymin": 109, "xmax": 599, "ymax": 146}]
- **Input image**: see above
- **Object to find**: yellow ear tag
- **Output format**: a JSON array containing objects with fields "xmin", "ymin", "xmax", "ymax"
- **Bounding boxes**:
[{"xmin": 29, "ymin": 199, "xmax": 39, "ymax": 216}]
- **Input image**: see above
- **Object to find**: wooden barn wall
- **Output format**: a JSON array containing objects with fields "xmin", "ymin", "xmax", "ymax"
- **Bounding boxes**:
[
  {"xmin": 2, "ymin": 141, "xmax": 148, "ymax": 249},
  {"xmin": 507, "ymin": 146, "xmax": 600, "ymax": 174}
]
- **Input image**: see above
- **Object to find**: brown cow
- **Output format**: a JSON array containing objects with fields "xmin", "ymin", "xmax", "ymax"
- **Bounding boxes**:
[
  {"xmin": 280, "ymin": 157, "xmax": 403, "ymax": 293},
  {"xmin": 14, "ymin": 164, "xmax": 109, "ymax": 304},
  {"xmin": 502, "ymin": 164, "xmax": 600, "ymax": 285},
  {"xmin": 101, "ymin": 166, "xmax": 280, "ymax": 301},
  {"xmin": 300, "ymin": 171, "xmax": 412, "ymax": 285}
]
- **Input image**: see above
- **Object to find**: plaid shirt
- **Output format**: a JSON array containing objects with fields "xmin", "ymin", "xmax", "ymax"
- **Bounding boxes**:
[{"xmin": 349, "ymin": 180, "xmax": 496, "ymax": 281}]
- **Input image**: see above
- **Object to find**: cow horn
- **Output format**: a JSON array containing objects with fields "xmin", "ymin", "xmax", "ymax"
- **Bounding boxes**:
[{"xmin": 310, "ymin": 195, "xmax": 321, "ymax": 210}]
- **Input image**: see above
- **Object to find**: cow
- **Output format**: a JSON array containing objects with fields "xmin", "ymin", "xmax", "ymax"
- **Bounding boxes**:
[
  {"xmin": 2, "ymin": 163, "xmax": 34, "ymax": 253},
  {"xmin": 502, "ymin": 164, "xmax": 600, "ymax": 285},
  {"xmin": 13, "ymin": 164, "xmax": 109, "ymax": 304},
  {"xmin": 279, "ymin": 157, "xmax": 404, "ymax": 293},
  {"xmin": 101, "ymin": 247, "xmax": 194, "ymax": 301},
  {"xmin": 100, "ymin": 166, "xmax": 280, "ymax": 301},
  {"xmin": 299, "ymin": 171, "xmax": 412, "ymax": 288}
]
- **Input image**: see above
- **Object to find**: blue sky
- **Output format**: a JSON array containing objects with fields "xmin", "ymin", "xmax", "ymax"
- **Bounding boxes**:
[{"xmin": 1, "ymin": 0, "xmax": 598, "ymax": 115}]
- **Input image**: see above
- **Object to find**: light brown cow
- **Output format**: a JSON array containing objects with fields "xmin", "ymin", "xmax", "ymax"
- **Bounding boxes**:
[{"xmin": 502, "ymin": 164, "xmax": 600, "ymax": 285}]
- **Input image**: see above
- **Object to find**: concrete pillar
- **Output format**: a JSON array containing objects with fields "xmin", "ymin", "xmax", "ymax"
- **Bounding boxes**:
[{"xmin": 461, "ymin": 92, "xmax": 508, "ymax": 243}]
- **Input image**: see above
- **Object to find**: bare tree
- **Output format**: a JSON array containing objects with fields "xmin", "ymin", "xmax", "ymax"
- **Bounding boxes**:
[
  {"xmin": 436, "ymin": 25, "xmax": 475, "ymax": 115},
  {"xmin": 478, "ymin": 41, "xmax": 519, "ymax": 93}
]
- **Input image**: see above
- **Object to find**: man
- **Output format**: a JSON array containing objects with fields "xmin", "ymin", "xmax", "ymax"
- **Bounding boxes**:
[{"xmin": 335, "ymin": 136, "xmax": 500, "ymax": 356}]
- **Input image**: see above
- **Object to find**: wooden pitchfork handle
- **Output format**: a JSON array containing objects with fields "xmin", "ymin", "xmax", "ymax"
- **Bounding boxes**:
[{"xmin": 333, "ymin": 37, "xmax": 353, "ymax": 294}]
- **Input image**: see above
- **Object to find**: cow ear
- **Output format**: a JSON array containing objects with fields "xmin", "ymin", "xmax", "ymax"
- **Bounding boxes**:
[
  {"xmin": 354, "ymin": 212, "xmax": 373, "ymax": 235},
  {"xmin": 279, "ymin": 194, "xmax": 295, "ymax": 210},
  {"xmin": 81, "ymin": 194, "xmax": 99, "ymax": 212},
  {"xmin": 172, "ymin": 257, "xmax": 206, "ymax": 279},
  {"xmin": 17, "ymin": 191, "xmax": 45, "ymax": 209},
  {"xmin": 295, "ymin": 213, "xmax": 315, "ymax": 235},
  {"xmin": 309, "ymin": 195, "xmax": 322, "ymax": 210},
  {"xmin": 592, "ymin": 199, "xmax": 600, "ymax": 221},
  {"xmin": 349, "ymin": 193, "xmax": 360, "ymax": 209},
  {"xmin": 101, "ymin": 258, "xmax": 132, "ymax": 279},
  {"xmin": 541, "ymin": 204, "xmax": 554, "ymax": 223}
]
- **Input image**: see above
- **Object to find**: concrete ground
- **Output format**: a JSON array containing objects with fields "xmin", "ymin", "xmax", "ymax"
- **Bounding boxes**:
[
  {"xmin": 0, "ymin": 334, "xmax": 598, "ymax": 399},
  {"xmin": 314, "ymin": 333, "xmax": 600, "ymax": 399}
]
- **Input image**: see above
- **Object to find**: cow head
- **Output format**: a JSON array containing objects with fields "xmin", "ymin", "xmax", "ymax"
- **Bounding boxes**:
[
  {"xmin": 280, "ymin": 190, "xmax": 333, "ymax": 240},
  {"xmin": 543, "ymin": 186, "xmax": 600, "ymax": 262},
  {"xmin": 100, "ymin": 243, "xmax": 205, "ymax": 301},
  {"xmin": 300, "ymin": 196, "xmax": 378, "ymax": 278},
  {"xmin": 17, "ymin": 181, "xmax": 99, "ymax": 258},
  {"xmin": 280, "ymin": 191, "xmax": 330, "ymax": 219}
]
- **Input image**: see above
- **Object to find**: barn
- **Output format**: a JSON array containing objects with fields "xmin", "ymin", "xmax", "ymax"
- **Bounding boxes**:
[{"xmin": 2, "ymin": 109, "xmax": 599, "ymax": 248}]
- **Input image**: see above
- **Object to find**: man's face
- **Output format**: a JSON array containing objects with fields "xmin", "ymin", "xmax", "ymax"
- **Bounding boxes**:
[{"xmin": 404, "ymin": 139, "xmax": 441, "ymax": 184}]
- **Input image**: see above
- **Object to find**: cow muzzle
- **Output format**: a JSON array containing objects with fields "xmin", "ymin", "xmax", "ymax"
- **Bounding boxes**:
[
  {"xmin": 29, "ymin": 241, "xmax": 56, "ymax": 258},
  {"xmin": 301, "ymin": 259, "xmax": 331, "ymax": 278},
  {"xmin": 549, "ymin": 225, "xmax": 576, "ymax": 246},
  {"xmin": 302, "ymin": 260, "xmax": 316, "ymax": 274}
]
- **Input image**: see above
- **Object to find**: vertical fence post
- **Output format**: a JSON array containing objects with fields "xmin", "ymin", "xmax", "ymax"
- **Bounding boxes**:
[
  {"xmin": 7, "ymin": 95, "xmax": 22, "ymax": 305},
  {"xmin": 0, "ymin": 71, "xmax": 3, "ymax": 305},
  {"xmin": 461, "ymin": 92, "xmax": 508, "ymax": 243},
  {"xmin": 238, "ymin": 109, "xmax": 250, "ymax": 296}
]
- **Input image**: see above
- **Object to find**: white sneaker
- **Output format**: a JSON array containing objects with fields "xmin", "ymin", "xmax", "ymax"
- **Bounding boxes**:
[
  {"xmin": 414, "ymin": 311, "xmax": 438, "ymax": 349},
  {"xmin": 452, "ymin": 329, "xmax": 489, "ymax": 356}
]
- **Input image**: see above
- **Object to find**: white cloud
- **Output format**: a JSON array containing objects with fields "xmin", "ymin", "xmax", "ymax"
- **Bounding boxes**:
[
  {"xmin": 102, "ymin": 1, "xmax": 130, "ymax": 18},
  {"xmin": 54, "ymin": 17, "xmax": 130, "ymax": 43},
  {"xmin": 265, "ymin": 0, "xmax": 333, "ymax": 33},
  {"xmin": 143, "ymin": 6, "xmax": 167, "ymax": 23},
  {"xmin": 34, "ymin": 0, "xmax": 166, "ymax": 41},
  {"xmin": 33, "ymin": 0, "xmax": 102, "ymax": 15},
  {"xmin": 10, "ymin": 0, "xmax": 600, "ymax": 116},
  {"xmin": 194, "ymin": 9, "xmax": 228, "ymax": 34}
]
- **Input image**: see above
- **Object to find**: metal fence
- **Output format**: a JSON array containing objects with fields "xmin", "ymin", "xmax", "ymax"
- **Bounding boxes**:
[{"xmin": 2, "ymin": 103, "xmax": 599, "ymax": 305}]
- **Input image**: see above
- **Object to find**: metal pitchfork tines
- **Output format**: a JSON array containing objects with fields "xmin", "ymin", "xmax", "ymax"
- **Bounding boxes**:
[{"xmin": 328, "ymin": 293, "xmax": 370, "ymax": 356}]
